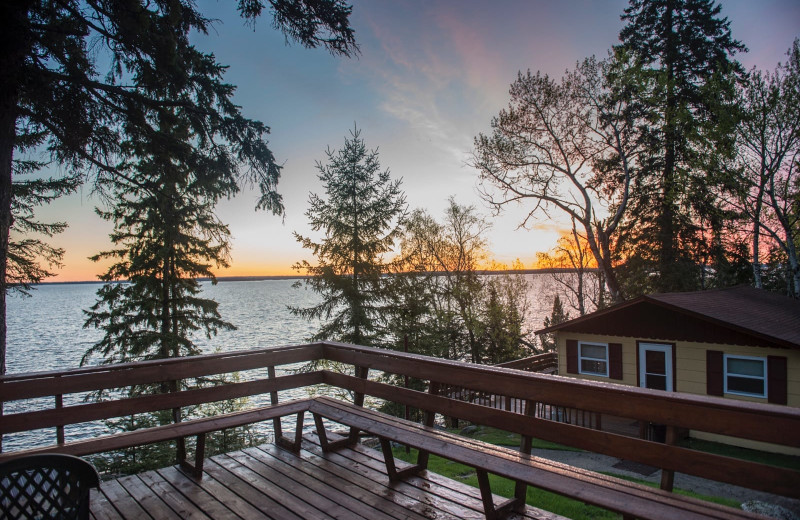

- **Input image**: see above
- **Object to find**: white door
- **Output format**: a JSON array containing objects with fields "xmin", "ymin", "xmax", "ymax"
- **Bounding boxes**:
[{"xmin": 638, "ymin": 343, "xmax": 673, "ymax": 391}]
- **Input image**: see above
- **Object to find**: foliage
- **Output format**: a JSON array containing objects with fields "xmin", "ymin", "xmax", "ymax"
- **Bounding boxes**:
[
  {"xmin": 385, "ymin": 201, "xmax": 534, "ymax": 364},
  {"xmin": 730, "ymin": 39, "xmax": 800, "ymax": 297},
  {"xmin": 7, "ymin": 164, "xmax": 80, "ymax": 295},
  {"xmin": 473, "ymin": 56, "xmax": 641, "ymax": 303},
  {"xmin": 540, "ymin": 294, "xmax": 570, "ymax": 352},
  {"xmin": 536, "ymin": 223, "xmax": 605, "ymax": 316},
  {"xmin": 0, "ymin": 0, "xmax": 358, "ymax": 374},
  {"xmin": 291, "ymin": 127, "xmax": 407, "ymax": 346},
  {"xmin": 613, "ymin": 0, "xmax": 746, "ymax": 295}
]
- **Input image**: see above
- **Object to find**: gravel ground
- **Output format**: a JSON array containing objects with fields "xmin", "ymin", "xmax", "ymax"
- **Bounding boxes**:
[{"xmin": 532, "ymin": 448, "xmax": 800, "ymax": 519}]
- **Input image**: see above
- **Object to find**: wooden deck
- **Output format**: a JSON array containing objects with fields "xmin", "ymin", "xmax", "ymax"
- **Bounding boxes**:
[{"xmin": 89, "ymin": 433, "xmax": 565, "ymax": 520}]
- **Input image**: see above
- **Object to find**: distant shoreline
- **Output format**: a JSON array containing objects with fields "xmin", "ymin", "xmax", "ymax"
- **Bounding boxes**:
[{"xmin": 37, "ymin": 268, "xmax": 595, "ymax": 286}]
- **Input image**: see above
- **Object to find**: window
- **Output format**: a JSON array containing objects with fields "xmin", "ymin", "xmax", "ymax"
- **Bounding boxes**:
[
  {"xmin": 578, "ymin": 342, "xmax": 608, "ymax": 377},
  {"xmin": 724, "ymin": 355, "xmax": 766, "ymax": 398}
]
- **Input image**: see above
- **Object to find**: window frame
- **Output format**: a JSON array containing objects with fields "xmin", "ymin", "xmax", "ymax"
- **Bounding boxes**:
[
  {"xmin": 723, "ymin": 354, "xmax": 767, "ymax": 399},
  {"xmin": 577, "ymin": 341, "xmax": 609, "ymax": 377}
]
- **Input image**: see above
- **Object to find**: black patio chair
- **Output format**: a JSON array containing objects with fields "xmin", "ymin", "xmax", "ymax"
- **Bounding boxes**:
[{"xmin": 0, "ymin": 454, "xmax": 100, "ymax": 520}]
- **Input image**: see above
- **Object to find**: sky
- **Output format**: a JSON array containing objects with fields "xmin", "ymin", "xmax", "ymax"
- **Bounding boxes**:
[{"xmin": 33, "ymin": 0, "xmax": 800, "ymax": 282}]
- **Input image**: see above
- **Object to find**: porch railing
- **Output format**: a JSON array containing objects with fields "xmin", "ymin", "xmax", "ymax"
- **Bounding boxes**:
[{"xmin": 1, "ymin": 341, "xmax": 798, "ymax": 500}]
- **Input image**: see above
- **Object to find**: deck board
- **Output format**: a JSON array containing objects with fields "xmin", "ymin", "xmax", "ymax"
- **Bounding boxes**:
[{"xmin": 90, "ymin": 435, "xmax": 567, "ymax": 519}]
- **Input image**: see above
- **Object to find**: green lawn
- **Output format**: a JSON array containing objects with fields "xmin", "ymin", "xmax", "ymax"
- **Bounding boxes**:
[
  {"xmin": 391, "ymin": 425, "xmax": 742, "ymax": 519},
  {"xmin": 681, "ymin": 438, "xmax": 800, "ymax": 471}
]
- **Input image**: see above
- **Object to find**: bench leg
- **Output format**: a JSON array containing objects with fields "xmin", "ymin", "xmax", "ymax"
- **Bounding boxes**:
[
  {"xmin": 276, "ymin": 411, "xmax": 305, "ymax": 452},
  {"xmin": 313, "ymin": 412, "xmax": 355, "ymax": 453},
  {"xmin": 379, "ymin": 438, "xmax": 424, "ymax": 482},
  {"xmin": 477, "ymin": 469, "xmax": 520, "ymax": 520},
  {"xmin": 178, "ymin": 433, "xmax": 206, "ymax": 479}
]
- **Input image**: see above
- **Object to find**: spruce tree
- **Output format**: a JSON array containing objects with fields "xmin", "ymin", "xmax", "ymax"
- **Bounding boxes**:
[
  {"xmin": 616, "ymin": 0, "xmax": 745, "ymax": 294},
  {"xmin": 83, "ymin": 109, "xmax": 236, "ymax": 406},
  {"xmin": 292, "ymin": 127, "xmax": 406, "ymax": 346},
  {"xmin": 0, "ymin": 0, "xmax": 358, "ymax": 374}
]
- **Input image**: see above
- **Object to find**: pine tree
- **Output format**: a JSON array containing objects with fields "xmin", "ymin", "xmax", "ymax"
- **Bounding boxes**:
[
  {"xmin": 616, "ymin": 0, "xmax": 745, "ymax": 294},
  {"xmin": 83, "ymin": 110, "xmax": 236, "ymax": 405},
  {"xmin": 0, "ymin": 0, "xmax": 358, "ymax": 374},
  {"xmin": 292, "ymin": 127, "xmax": 406, "ymax": 345}
]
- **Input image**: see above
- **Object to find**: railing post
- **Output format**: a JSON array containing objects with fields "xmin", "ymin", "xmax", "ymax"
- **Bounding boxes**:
[
  {"xmin": 53, "ymin": 374, "xmax": 65, "ymax": 445},
  {"xmin": 660, "ymin": 425, "xmax": 678, "ymax": 492},
  {"xmin": 55, "ymin": 393, "xmax": 64, "ymax": 445},
  {"xmin": 514, "ymin": 399, "xmax": 535, "ymax": 511},
  {"xmin": 268, "ymin": 366, "xmax": 283, "ymax": 440},
  {"xmin": 415, "ymin": 381, "xmax": 440, "ymax": 471}
]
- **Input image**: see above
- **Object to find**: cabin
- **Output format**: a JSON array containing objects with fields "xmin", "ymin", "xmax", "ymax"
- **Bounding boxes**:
[{"xmin": 538, "ymin": 285, "xmax": 800, "ymax": 453}]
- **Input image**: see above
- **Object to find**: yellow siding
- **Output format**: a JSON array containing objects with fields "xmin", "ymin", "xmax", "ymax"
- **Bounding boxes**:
[
  {"xmin": 555, "ymin": 331, "xmax": 800, "ymax": 406},
  {"xmin": 555, "ymin": 331, "xmax": 800, "ymax": 454}
]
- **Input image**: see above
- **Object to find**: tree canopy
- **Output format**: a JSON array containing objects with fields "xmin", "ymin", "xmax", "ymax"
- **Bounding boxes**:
[{"xmin": 0, "ymin": 0, "xmax": 358, "ymax": 374}]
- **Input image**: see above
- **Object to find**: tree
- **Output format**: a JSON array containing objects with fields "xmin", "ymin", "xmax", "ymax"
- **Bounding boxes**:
[
  {"xmin": 615, "ymin": 0, "xmax": 745, "ymax": 294},
  {"xmin": 535, "ymin": 221, "xmax": 605, "ymax": 316},
  {"xmin": 540, "ymin": 294, "xmax": 570, "ymax": 352},
  {"xmin": 0, "ymin": 0, "xmax": 358, "ymax": 374},
  {"xmin": 732, "ymin": 40, "xmax": 800, "ymax": 296},
  {"xmin": 386, "ymin": 202, "xmax": 533, "ymax": 364},
  {"xmin": 82, "ymin": 108, "xmax": 241, "ymax": 464},
  {"xmin": 473, "ymin": 56, "xmax": 640, "ymax": 303},
  {"xmin": 291, "ymin": 127, "xmax": 406, "ymax": 345}
]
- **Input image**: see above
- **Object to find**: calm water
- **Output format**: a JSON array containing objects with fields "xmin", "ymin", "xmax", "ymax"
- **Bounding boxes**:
[{"xmin": 4, "ymin": 275, "xmax": 556, "ymax": 450}]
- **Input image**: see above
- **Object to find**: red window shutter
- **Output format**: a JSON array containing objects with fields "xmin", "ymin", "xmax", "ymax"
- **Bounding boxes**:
[
  {"xmin": 566, "ymin": 339, "xmax": 578, "ymax": 374},
  {"xmin": 707, "ymin": 350, "xmax": 723, "ymax": 396},
  {"xmin": 609, "ymin": 343, "xmax": 623, "ymax": 380},
  {"xmin": 768, "ymin": 356, "xmax": 788, "ymax": 405}
]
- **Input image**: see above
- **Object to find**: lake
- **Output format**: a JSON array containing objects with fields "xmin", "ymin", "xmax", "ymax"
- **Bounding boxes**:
[{"xmin": 4, "ymin": 275, "xmax": 557, "ymax": 450}]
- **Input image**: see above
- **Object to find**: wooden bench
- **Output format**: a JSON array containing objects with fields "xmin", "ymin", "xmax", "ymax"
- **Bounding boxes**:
[
  {"xmin": 0, "ymin": 399, "xmax": 311, "ymax": 477},
  {"xmin": 308, "ymin": 396, "xmax": 763, "ymax": 520}
]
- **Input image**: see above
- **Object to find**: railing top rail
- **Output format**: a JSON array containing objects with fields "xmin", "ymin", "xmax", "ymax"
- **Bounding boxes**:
[
  {"xmin": 3, "ymin": 341, "xmax": 799, "ymax": 447},
  {"xmin": 0, "ymin": 343, "xmax": 323, "ymax": 401},
  {"xmin": 320, "ymin": 342, "xmax": 800, "ymax": 446}
]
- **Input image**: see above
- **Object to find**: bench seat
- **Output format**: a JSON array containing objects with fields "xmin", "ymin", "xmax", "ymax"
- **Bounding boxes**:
[
  {"xmin": 0, "ymin": 398, "xmax": 312, "ymax": 476},
  {"xmin": 308, "ymin": 396, "xmax": 762, "ymax": 520}
]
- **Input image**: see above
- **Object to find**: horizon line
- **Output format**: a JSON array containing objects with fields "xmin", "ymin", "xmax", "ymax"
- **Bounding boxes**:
[{"xmin": 35, "ymin": 267, "xmax": 595, "ymax": 285}]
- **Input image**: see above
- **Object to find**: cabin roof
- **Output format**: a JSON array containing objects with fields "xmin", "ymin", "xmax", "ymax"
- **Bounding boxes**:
[{"xmin": 537, "ymin": 286, "xmax": 800, "ymax": 350}]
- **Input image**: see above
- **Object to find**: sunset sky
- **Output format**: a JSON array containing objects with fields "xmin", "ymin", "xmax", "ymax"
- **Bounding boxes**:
[{"xmin": 32, "ymin": 0, "xmax": 800, "ymax": 282}]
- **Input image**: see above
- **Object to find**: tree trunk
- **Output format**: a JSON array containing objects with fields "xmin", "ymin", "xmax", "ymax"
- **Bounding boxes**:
[
  {"xmin": 658, "ymin": 0, "xmax": 679, "ymax": 293},
  {"xmin": 0, "ymin": 1, "xmax": 32, "ymax": 374}
]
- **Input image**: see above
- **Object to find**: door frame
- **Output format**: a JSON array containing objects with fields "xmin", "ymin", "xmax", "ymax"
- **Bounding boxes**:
[{"xmin": 636, "ymin": 341, "xmax": 676, "ymax": 392}]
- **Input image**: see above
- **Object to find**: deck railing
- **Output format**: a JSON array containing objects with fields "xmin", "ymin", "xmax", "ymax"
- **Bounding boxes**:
[
  {"xmin": 493, "ymin": 351, "xmax": 557, "ymax": 372},
  {"xmin": 1, "ymin": 341, "xmax": 798, "ymax": 501}
]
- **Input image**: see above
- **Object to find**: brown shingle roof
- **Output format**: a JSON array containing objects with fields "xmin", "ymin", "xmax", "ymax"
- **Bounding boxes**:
[
  {"xmin": 537, "ymin": 286, "xmax": 800, "ymax": 349},
  {"xmin": 647, "ymin": 286, "xmax": 800, "ymax": 348}
]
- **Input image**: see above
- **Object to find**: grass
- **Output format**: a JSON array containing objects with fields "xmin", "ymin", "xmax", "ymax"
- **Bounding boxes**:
[
  {"xmin": 453, "ymin": 424, "xmax": 582, "ymax": 451},
  {"xmin": 681, "ymin": 438, "xmax": 800, "ymax": 471},
  {"xmin": 391, "ymin": 425, "xmax": 743, "ymax": 519}
]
